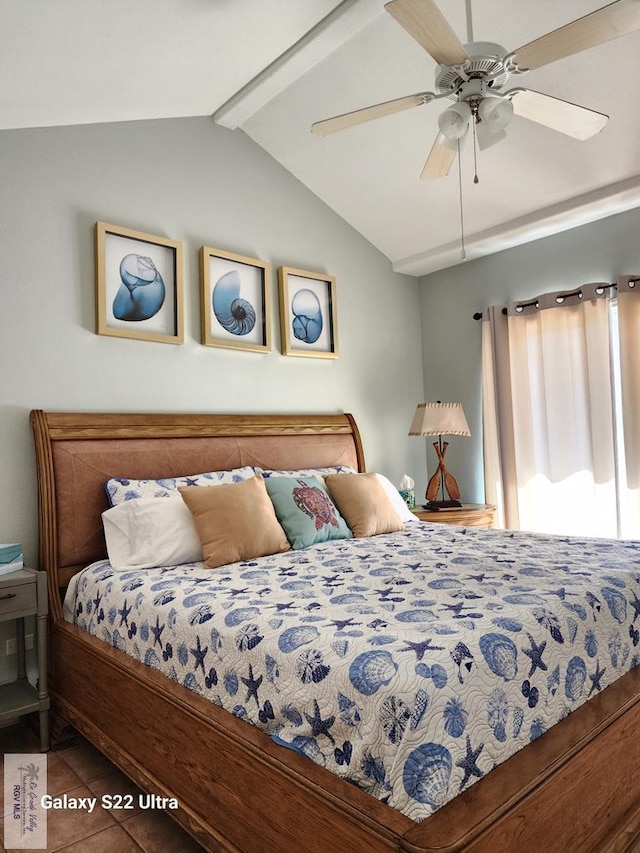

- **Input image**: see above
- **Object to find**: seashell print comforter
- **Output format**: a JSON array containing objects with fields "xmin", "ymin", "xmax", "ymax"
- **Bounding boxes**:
[{"xmin": 65, "ymin": 522, "xmax": 640, "ymax": 822}]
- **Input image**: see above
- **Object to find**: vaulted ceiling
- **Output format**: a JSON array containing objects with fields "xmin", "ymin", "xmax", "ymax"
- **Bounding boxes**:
[{"xmin": 5, "ymin": 0, "xmax": 640, "ymax": 275}]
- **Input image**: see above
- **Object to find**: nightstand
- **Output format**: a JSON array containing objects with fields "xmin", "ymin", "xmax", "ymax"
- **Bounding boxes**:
[
  {"xmin": 0, "ymin": 568, "xmax": 49, "ymax": 750},
  {"xmin": 412, "ymin": 503, "xmax": 497, "ymax": 528}
]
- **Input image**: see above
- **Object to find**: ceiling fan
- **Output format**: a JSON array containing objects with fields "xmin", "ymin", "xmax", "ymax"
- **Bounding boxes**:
[{"xmin": 311, "ymin": 0, "xmax": 640, "ymax": 180}]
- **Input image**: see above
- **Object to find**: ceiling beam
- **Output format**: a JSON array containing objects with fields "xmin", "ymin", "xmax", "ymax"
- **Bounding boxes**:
[
  {"xmin": 213, "ymin": 0, "xmax": 382, "ymax": 129},
  {"xmin": 394, "ymin": 176, "xmax": 640, "ymax": 277}
]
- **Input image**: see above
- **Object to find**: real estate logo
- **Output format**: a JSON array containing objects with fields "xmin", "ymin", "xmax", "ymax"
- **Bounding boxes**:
[{"xmin": 4, "ymin": 753, "xmax": 48, "ymax": 849}]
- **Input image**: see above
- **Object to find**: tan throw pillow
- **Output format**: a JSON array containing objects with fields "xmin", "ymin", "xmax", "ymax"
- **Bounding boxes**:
[
  {"xmin": 324, "ymin": 473, "xmax": 404, "ymax": 538},
  {"xmin": 179, "ymin": 476, "xmax": 290, "ymax": 569}
]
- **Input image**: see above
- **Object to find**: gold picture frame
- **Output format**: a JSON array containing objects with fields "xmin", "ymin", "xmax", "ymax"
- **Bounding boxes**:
[
  {"xmin": 278, "ymin": 266, "xmax": 338, "ymax": 358},
  {"xmin": 200, "ymin": 247, "xmax": 271, "ymax": 353},
  {"xmin": 95, "ymin": 222, "xmax": 184, "ymax": 344}
]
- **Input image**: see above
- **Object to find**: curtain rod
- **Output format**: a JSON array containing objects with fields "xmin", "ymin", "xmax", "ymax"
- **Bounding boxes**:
[{"xmin": 473, "ymin": 277, "xmax": 640, "ymax": 320}]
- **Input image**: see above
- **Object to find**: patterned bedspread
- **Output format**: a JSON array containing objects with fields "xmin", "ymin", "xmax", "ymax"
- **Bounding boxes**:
[{"xmin": 65, "ymin": 522, "xmax": 640, "ymax": 822}]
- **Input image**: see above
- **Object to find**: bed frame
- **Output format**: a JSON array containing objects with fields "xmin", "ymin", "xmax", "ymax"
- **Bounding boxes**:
[{"xmin": 31, "ymin": 409, "xmax": 640, "ymax": 853}]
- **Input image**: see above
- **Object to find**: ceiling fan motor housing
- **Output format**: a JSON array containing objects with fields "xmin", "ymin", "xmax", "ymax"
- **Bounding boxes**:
[{"xmin": 436, "ymin": 42, "xmax": 511, "ymax": 101}]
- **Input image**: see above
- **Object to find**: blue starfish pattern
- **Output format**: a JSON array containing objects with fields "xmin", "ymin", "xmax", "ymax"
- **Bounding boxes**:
[
  {"xmin": 456, "ymin": 735, "xmax": 484, "ymax": 791},
  {"xmin": 523, "ymin": 633, "xmax": 548, "ymax": 677},
  {"xmin": 150, "ymin": 615, "xmax": 164, "ymax": 649},
  {"xmin": 190, "ymin": 635, "xmax": 208, "ymax": 673},
  {"xmin": 400, "ymin": 638, "xmax": 445, "ymax": 661},
  {"xmin": 118, "ymin": 599, "xmax": 132, "ymax": 628},
  {"xmin": 241, "ymin": 664, "xmax": 263, "ymax": 706},
  {"xmin": 304, "ymin": 700, "xmax": 336, "ymax": 744},
  {"xmin": 588, "ymin": 660, "xmax": 606, "ymax": 695},
  {"xmin": 630, "ymin": 592, "xmax": 640, "ymax": 623}
]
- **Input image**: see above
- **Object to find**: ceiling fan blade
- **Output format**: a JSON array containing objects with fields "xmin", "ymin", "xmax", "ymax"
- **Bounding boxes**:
[
  {"xmin": 311, "ymin": 93, "xmax": 427, "ymax": 136},
  {"xmin": 385, "ymin": 0, "xmax": 468, "ymax": 66},
  {"xmin": 511, "ymin": 89, "xmax": 609, "ymax": 140},
  {"xmin": 421, "ymin": 134, "xmax": 456, "ymax": 180},
  {"xmin": 512, "ymin": 0, "xmax": 640, "ymax": 71}
]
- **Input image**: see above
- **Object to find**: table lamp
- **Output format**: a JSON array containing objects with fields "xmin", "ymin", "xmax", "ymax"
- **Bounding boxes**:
[{"xmin": 409, "ymin": 401, "xmax": 471, "ymax": 509}]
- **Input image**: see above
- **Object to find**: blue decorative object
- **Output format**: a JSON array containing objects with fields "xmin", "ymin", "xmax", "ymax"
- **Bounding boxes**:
[
  {"xmin": 398, "ymin": 489, "xmax": 415, "ymax": 509},
  {"xmin": 291, "ymin": 288, "xmax": 323, "ymax": 344},
  {"xmin": 112, "ymin": 253, "xmax": 166, "ymax": 321},
  {"xmin": 0, "ymin": 543, "xmax": 22, "ymax": 576},
  {"xmin": 212, "ymin": 269, "xmax": 256, "ymax": 335}
]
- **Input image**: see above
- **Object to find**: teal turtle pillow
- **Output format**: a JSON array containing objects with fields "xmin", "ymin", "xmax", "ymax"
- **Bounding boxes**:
[{"xmin": 264, "ymin": 476, "xmax": 352, "ymax": 550}]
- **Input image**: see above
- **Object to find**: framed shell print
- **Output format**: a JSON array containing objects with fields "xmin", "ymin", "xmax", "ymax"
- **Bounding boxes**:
[
  {"xmin": 95, "ymin": 222, "xmax": 184, "ymax": 344},
  {"xmin": 201, "ymin": 247, "xmax": 271, "ymax": 353},
  {"xmin": 278, "ymin": 266, "xmax": 338, "ymax": 359}
]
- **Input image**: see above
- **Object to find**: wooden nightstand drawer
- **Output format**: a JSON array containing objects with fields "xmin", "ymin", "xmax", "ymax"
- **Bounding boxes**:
[{"xmin": 0, "ymin": 580, "xmax": 36, "ymax": 617}]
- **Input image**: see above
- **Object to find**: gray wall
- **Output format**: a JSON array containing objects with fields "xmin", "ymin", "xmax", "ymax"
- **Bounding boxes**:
[
  {"xmin": 419, "ymin": 206, "xmax": 640, "ymax": 503},
  {"xmin": 0, "ymin": 117, "xmax": 425, "ymax": 680}
]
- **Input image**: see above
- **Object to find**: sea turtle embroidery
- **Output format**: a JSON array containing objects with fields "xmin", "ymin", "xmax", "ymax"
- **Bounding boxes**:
[{"xmin": 292, "ymin": 480, "xmax": 339, "ymax": 530}]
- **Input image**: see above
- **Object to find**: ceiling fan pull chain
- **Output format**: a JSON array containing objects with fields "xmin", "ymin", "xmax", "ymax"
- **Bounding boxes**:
[
  {"xmin": 457, "ymin": 138, "xmax": 466, "ymax": 261},
  {"xmin": 472, "ymin": 117, "xmax": 479, "ymax": 184}
]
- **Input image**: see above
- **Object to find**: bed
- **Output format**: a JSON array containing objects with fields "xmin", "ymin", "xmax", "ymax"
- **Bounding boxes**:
[{"xmin": 31, "ymin": 409, "xmax": 640, "ymax": 852}]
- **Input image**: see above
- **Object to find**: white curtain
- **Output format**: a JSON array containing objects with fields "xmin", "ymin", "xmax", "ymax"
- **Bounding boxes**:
[
  {"xmin": 482, "ymin": 306, "xmax": 517, "ymax": 529},
  {"xmin": 482, "ymin": 280, "xmax": 639, "ymax": 538},
  {"xmin": 617, "ymin": 277, "xmax": 640, "ymax": 537}
]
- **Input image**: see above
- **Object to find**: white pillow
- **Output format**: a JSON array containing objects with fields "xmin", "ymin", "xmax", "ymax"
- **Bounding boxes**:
[
  {"xmin": 102, "ymin": 495, "xmax": 202, "ymax": 570},
  {"xmin": 374, "ymin": 474, "xmax": 420, "ymax": 523}
]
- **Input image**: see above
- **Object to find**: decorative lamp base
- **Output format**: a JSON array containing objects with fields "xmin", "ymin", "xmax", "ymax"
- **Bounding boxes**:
[
  {"xmin": 425, "ymin": 439, "xmax": 463, "ymax": 505},
  {"xmin": 423, "ymin": 500, "xmax": 463, "ymax": 510}
]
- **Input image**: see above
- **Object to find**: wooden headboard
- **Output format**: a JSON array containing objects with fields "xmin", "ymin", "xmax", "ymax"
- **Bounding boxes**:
[{"xmin": 30, "ymin": 410, "xmax": 365, "ymax": 620}]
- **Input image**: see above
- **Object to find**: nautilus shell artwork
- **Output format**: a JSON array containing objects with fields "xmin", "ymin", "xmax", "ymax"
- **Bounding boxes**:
[
  {"xmin": 291, "ymin": 288, "xmax": 323, "ymax": 344},
  {"xmin": 112, "ymin": 253, "xmax": 166, "ymax": 322},
  {"xmin": 213, "ymin": 270, "xmax": 256, "ymax": 336}
]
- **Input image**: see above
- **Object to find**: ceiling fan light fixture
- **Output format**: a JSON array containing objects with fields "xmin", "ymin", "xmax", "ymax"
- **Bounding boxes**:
[
  {"xmin": 438, "ymin": 101, "xmax": 471, "ymax": 141},
  {"xmin": 477, "ymin": 96, "xmax": 514, "ymax": 132}
]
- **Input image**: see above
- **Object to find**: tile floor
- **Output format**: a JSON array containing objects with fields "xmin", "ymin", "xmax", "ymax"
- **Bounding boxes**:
[{"xmin": 1, "ymin": 721, "xmax": 206, "ymax": 852}]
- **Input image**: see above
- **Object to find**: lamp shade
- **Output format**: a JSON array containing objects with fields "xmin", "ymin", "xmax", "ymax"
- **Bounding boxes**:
[
  {"xmin": 478, "ymin": 96, "xmax": 513, "ymax": 133},
  {"xmin": 409, "ymin": 402, "xmax": 471, "ymax": 437},
  {"xmin": 438, "ymin": 101, "xmax": 471, "ymax": 141},
  {"xmin": 476, "ymin": 96, "xmax": 513, "ymax": 151}
]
